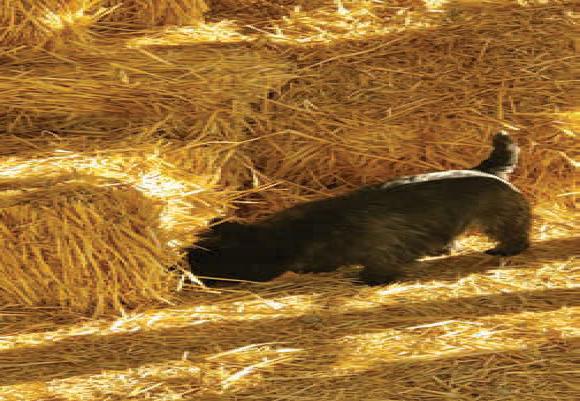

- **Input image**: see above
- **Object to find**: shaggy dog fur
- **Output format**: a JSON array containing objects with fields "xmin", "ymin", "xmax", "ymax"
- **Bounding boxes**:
[{"xmin": 187, "ymin": 132, "xmax": 530, "ymax": 285}]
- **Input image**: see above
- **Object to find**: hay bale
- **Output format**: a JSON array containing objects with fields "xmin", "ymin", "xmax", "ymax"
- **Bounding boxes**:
[
  {"xmin": 0, "ymin": 137, "xmax": 237, "ymax": 316},
  {"xmin": 0, "ymin": 40, "xmax": 295, "ymax": 215},
  {"xmin": 0, "ymin": 42, "xmax": 295, "ymax": 139},
  {"xmin": 0, "ymin": 183, "xmax": 175, "ymax": 316},
  {"xmin": 0, "ymin": 0, "xmax": 209, "ymax": 48},
  {"xmin": 103, "ymin": 0, "xmax": 209, "ymax": 26},
  {"xmin": 206, "ymin": 0, "xmax": 300, "ymax": 21},
  {"xmin": 239, "ymin": 0, "xmax": 577, "ymax": 216},
  {"xmin": 0, "ymin": 1, "xmax": 113, "ymax": 48}
]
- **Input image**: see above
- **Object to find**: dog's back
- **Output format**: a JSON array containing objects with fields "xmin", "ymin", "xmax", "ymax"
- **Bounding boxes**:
[{"xmin": 378, "ymin": 131, "xmax": 520, "ymax": 192}]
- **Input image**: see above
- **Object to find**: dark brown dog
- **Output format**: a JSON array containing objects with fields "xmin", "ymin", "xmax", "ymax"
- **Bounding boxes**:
[{"xmin": 187, "ymin": 132, "xmax": 530, "ymax": 285}]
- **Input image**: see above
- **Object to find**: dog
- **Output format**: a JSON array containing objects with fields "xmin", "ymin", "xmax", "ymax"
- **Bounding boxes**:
[{"xmin": 187, "ymin": 132, "xmax": 530, "ymax": 285}]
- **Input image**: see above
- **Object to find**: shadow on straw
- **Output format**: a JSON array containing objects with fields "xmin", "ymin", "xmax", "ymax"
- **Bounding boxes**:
[
  {"xmin": 0, "ymin": 284, "xmax": 577, "ymax": 386},
  {"xmin": 224, "ymin": 336, "xmax": 580, "ymax": 398},
  {"xmin": 401, "ymin": 235, "xmax": 580, "ymax": 283},
  {"xmin": 115, "ymin": 336, "xmax": 578, "ymax": 397}
]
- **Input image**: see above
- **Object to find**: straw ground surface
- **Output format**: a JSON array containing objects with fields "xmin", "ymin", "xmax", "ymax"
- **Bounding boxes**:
[
  {"xmin": 0, "ymin": 1, "xmax": 209, "ymax": 48},
  {"xmin": 0, "ymin": 0, "xmax": 578, "ymax": 400}
]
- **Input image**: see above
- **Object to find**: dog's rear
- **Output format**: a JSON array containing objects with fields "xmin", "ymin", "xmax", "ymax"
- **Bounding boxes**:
[{"xmin": 472, "ymin": 131, "xmax": 519, "ymax": 181}]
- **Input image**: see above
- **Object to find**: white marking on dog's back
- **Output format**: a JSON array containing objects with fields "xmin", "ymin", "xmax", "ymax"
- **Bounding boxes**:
[{"xmin": 379, "ymin": 170, "xmax": 520, "ymax": 192}]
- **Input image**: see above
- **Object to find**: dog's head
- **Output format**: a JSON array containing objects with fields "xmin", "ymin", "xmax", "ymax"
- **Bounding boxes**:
[{"xmin": 187, "ymin": 220, "xmax": 284, "ymax": 285}]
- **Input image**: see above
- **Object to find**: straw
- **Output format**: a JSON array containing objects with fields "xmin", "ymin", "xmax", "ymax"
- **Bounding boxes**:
[
  {"xmin": 0, "ymin": 1, "xmax": 209, "ymax": 48},
  {"xmin": 0, "ymin": 1, "xmax": 578, "ymax": 399}
]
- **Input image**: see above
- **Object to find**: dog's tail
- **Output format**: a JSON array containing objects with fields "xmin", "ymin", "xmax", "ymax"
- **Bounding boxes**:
[{"xmin": 472, "ymin": 131, "xmax": 520, "ymax": 181}]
